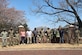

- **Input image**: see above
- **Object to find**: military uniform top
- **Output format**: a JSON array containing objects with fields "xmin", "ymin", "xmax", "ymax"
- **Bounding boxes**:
[
  {"xmin": 56, "ymin": 30, "xmax": 60, "ymax": 37},
  {"xmin": 75, "ymin": 29, "xmax": 80, "ymax": 37},
  {"xmin": 40, "ymin": 30, "xmax": 44, "ymax": 38},
  {"xmin": 47, "ymin": 29, "xmax": 51, "ymax": 37},
  {"xmin": 1, "ymin": 31, "xmax": 8, "ymax": 39},
  {"xmin": 15, "ymin": 33, "xmax": 20, "ymax": 40},
  {"xmin": 47, "ymin": 29, "xmax": 51, "ymax": 34},
  {"xmin": 9, "ymin": 30, "xmax": 14, "ymax": 37}
]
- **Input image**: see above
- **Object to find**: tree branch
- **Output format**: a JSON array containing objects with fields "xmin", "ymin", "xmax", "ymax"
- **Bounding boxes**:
[
  {"xmin": 39, "ymin": 10, "xmax": 65, "ymax": 15},
  {"xmin": 58, "ymin": 19, "xmax": 78, "ymax": 26},
  {"xmin": 45, "ymin": 0, "xmax": 74, "ymax": 13},
  {"xmin": 66, "ymin": 0, "xmax": 76, "ymax": 13},
  {"xmin": 66, "ymin": 0, "xmax": 82, "ymax": 28}
]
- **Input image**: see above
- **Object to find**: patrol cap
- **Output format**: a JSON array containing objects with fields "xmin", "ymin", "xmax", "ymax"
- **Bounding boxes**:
[
  {"xmin": 18, "ymin": 25, "xmax": 24, "ymax": 28},
  {"xmin": 69, "ymin": 25, "xmax": 74, "ymax": 28}
]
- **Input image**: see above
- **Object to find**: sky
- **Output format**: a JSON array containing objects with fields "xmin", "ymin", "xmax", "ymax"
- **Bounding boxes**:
[{"xmin": 9, "ymin": 0, "xmax": 67, "ymax": 30}]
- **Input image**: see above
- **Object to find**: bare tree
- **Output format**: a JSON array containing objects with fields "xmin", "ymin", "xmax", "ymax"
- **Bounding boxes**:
[{"xmin": 33, "ymin": 0, "xmax": 82, "ymax": 28}]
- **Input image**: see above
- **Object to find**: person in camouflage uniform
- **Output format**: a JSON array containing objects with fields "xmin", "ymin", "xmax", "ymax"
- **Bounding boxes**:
[
  {"xmin": 68, "ymin": 25, "xmax": 75, "ymax": 44},
  {"xmin": 75, "ymin": 27, "xmax": 80, "ymax": 44},
  {"xmin": 37, "ymin": 31, "xmax": 41, "ymax": 43},
  {"xmin": 40, "ymin": 28, "xmax": 44, "ymax": 43},
  {"xmin": 43, "ymin": 31, "xmax": 47, "ymax": 43},
  {"xmin": 15, "ymin": 31, "xmax": 20, "ymax": 45},
  {"xmin": 1, "ymin": 29, "xmax": 8, "ymax": 47},
  {"xmin": 46, "ymin": 28, "xmax": 51, "ymax": 43},
  {"xmin": 8, "ymin": 27, "xmax": 14, "ymax": 46},
  {"xmin": 51, "ymin": 29, "xmax": 56, "ymax": 43},
  {"xmin": 56, "ymin": 28, "xmax": 60, "ymax": 43}
]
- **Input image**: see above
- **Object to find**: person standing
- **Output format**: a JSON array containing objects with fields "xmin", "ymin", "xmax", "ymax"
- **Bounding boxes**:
[
  {"xmin": 26, "ymin": 29, "xmax": 32, "ymax": 44},
  {"xmin": 46, "ymin": 28, "xmax": 51, "ymax": 43},
  {"xmin": 20, "ymin": 29, "xmax": 26, "ymax": 44},
  {"xmin": 8, "ymin": 27, "xmax": 14, "ymax": 46},
  {"xmin": 40, "ymin": 28, "xmax": 44, "ymax": 43},
  {"xmin": 68, "ymin": 25, "xmax": 75, "ymax": 44},
  {"xmin": 1, "ymin": 29, "xmax": 8, "ymax": 47},
  {"xmin": 15, "ymin": 31, "xmax": 20, "ymax": 45},
  {"xmin": 56, "ymin": 29, "xmax": 60, "ymax": 43},
  {"xmin": 51, "ymin": 29, "xmax": 56, "ymax": 43},
  {"xmin": 37, "ymin": 30, "xmax": 42, "ymax": 43},
  {"xmin": 32, "ymin": 28, "xmax": 38, "ymax": 43},
  {"xmin": 58, "ymin": 26, "xmax": 64, "ymax": 43},
  {"xmin": 75, "ymin": 27, "xmax": 80, "ymax": 44},
  {"xmin": 43, "ymin": 31, "xmax": 47, "ymax": 43}
]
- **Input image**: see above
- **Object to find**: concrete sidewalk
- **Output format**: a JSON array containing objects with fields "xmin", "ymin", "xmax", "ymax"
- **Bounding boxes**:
[{"xmin": 0, "ymin": 43, "xmax": 82, "ymax": 51}]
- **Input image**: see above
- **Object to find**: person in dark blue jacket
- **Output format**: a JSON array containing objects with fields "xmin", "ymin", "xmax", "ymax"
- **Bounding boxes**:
[{"xmin": 58, "ymin": 26, "xmax": 64, "ymax": 43}]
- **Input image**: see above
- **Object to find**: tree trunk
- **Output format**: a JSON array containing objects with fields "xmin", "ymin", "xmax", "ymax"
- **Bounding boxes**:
[
  {"xmin": 75, "ymin": 14, "xmax": 82, "ymax": 37},
  {"xmin": 75, "ymin": 13, "xmax": 82, "ymax": 28}
]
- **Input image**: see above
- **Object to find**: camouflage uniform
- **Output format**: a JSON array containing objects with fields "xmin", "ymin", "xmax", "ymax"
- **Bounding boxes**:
[
  {"xmin": 37, "ymin": 31, "xmax": 41, "ymax": 43},
  {"xmin": 40, "ymin": 29, "xmax": 44, "ymax": 43},
  {"xmin": 43, "ymin": 31, "xmax": 47, "ymax": 43},
  {"xmin": 50, "ymin": 29, "xmax": 56, "ymax": 43},
  {"xmin": 46, "ymin": 28, "xmax": 51, "ymax": 43},
  {"xmin": 56, "ymin": 29, "xmax": 60, "ymax": 43},
  {"xmin": 8, "ymin": 29, "xmax": 14, "ymax": 46},
  {"xmin": 75, "ymin": 29, "xmax": 80, "ymax": 44},
  {"xmin": 68, "ymin": 25, "xmax": 75, "ymax": 44},
  {"xmin": 1, "ymin": 30, "xmax": 8, "ymax": 47},
  {"xmin": 15, "ymin": 31, "xmax": 20, "ymax": 45}
]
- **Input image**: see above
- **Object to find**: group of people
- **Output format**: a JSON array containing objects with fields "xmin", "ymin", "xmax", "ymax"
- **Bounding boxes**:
[
  {"xmin": 0, "ymin": 24, "xmax": 80, "ymax": 47},
  {"xmin": 1, "ymin": 27, "xmax": 15, "ymax": 47}
]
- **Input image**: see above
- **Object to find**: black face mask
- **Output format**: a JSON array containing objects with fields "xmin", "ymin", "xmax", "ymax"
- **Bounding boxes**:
[
  {"xmin": 3, "ymin": 30, "xmax": 6, "ymax": 32},
  {"xmin": 10, "ymin": 29, "xmax": 13, "ymax": 30}
]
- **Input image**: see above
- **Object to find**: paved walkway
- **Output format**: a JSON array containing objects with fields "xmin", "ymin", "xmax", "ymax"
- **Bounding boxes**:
[
  {"xmin": 0, "ymin": 43, "xmax": 82, "ymax": 51},
  {"xmin": 0, "ymin": 50, "xmax": 82, "ymax": 55}
]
